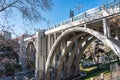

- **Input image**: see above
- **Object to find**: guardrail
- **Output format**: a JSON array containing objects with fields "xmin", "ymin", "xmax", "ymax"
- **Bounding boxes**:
[{"xmin": 47, "ymin": 0, "xmax": 120, "ymax": 31}]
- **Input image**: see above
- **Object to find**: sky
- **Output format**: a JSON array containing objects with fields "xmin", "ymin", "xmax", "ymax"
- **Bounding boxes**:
[
  {"xmin": 1, "ymin": 0, "xmax": 109, "ymax": 37},
  {"xmin": 37, "ymin": 0, "xmax": 108, "ymax": 29}
]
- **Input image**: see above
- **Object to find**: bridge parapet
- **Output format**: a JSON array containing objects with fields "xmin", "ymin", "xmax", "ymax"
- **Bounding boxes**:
[{"xmin": 45, "ymin": 0, "xmax": 120, "ymax": 35}]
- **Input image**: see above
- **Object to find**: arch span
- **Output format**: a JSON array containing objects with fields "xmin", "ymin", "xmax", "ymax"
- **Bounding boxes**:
[
  {"xmin": 56, "ymin": 35, "xmax": 94, "ymax": 80},
  {"xmin": 65, "ymin": 37, "xmax": 96, "ymax": 78},
  {"xmin": 56, "ymin": 33, "xmax": 88, "ymax": 68},
  {"xmin": 26, "ymin": 41, "xmax": 36, "ymax": 61},
  {"xmin": 45, "ymin": 27, "xmax": 120, "ymax": 79}
]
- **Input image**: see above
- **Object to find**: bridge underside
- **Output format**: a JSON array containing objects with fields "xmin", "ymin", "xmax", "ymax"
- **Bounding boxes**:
[
  {"xmin": 21, "ymin": 1, "xmax": 120, "ymax": 79},
  {"xmin": 33, "ymin": 1, "xmax": 120, "ymax": 79},
  {"xmin": 45, "ymin": 18, "xmax": 120, "ymax": 80}
]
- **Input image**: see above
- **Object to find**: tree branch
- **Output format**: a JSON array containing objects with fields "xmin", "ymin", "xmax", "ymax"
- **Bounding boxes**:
[{"xmin": 0, "ymin": 0, "xmax": 18, "ymax": 12}]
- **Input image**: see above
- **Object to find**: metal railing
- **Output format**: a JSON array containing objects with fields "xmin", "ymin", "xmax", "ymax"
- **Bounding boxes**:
[{"xmin": 47, "ymin": 0, "xmax": 120, "ymax": 31}]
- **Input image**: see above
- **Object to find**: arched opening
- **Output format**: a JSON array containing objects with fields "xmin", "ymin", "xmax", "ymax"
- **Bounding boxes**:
[
  {"xmin": 26, "ymin": 41, "xmax": 36, "ymax": 78},
  {"xmin": 45, "ymin": 27, "xmax": 120, "ymax": 80}
]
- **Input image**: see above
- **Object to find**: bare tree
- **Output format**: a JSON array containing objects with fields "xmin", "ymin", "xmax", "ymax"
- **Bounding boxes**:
[
  {"xmin": 0, "ymin": 0, "xmax": 52, "ymax": 21},
  {"xmin": 0, "ymin": 0, "xmax": 52, "ymax": 36}
]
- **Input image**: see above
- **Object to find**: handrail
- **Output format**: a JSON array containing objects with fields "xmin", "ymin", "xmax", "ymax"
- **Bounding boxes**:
[{"xmin": 48, "ymin": 0, "xmax": 120, "ymax": 30}]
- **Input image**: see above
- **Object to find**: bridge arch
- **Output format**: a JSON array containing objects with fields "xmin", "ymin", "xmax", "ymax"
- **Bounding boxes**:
[
  {"xmin": 45, "ymin": 26, "xmax": 120, "ymax": 79},
  {"xmin": 64, "ymin": 37, "xmax": 96, "ymax": 79},
  {"xmin": 26, "ymin": 41, "xmax": 36, "ymax": 70},
  {"xmin": 55, "ymin": 34, "xmax": 95, "ymax": 80}
]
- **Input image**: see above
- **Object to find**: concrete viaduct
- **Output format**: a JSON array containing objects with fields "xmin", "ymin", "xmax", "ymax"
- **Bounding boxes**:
[{"xmin": 20, "ymin": 0, "xmax": 120, "ymax": 80}]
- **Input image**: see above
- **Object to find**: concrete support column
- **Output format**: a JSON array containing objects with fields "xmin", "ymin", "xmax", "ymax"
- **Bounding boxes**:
[
  {"xmin": 75, "ymin": 39, "xmax": 79, "ymax": 60},
  {"xmin": 66, "ymin": 36, "xmax": 88, "ymax": 77},
  {"xmin": 47, "ymin": 34, "xmax": 55, "ymax": 80},
  {"xmin": 51, "ymin": 35, "xmax": 54, "ymax": 48},
  {"xmin": 115, "ymin": 24, "xmax": 119, "ymax": 40},
  {"xmin": 45, "ymin": 37, "xmax": 48, "ymax": 62},
  {"xmin": 47, "ymin": 34, "xmax": 51, "ymax": 54},
  {"xmin": 45, "ymin": 45, "xmax": 59, "ymax": 80},
  {"xmin": 63, "ymin": 37, "xmax": 68, "ymax": 77},
  {"xmin": 73, "ymin": 40, "xmax": 79, "ymax": 75},
  {"xmin": 35, "ymin": 31, "xmax": 40, "ymax": 80},
  {"xmin": 43, "ymin": 36, "xmax": 47, "ymax": 80},
  {"xmin": 118, "ymin": 21, "xmax": 120, "ymax": 40},
  {"xmin": 35, "ymin": 31, "xmax": 45, "ymax": 80},
  {"xmin": 61, "ymin": 38, "xmax": 66, "ymax": 50},
  {"xmin": 112, "ymin": 23, "xmax": 120, "ymax": 40},
  {"xmin": 56, "ymin": 34, "xmax": 82, "ymax": 80},
  {"xmin": 74, "ymin": 37, "xmax": 94, "ymax": 75},
  {"xmin": 54, "ymin": 33, "xmax": 57, "ymax": 40},
  {"xmin": 53, "ymin": 33, "xmax": 57, "ymax": 66},
  {"xmin": 60, "ymin": 38, "xmax": 66, "ymax": 63},
  {"xmin": 103, "ymin": 18, "xmax": 111, "ymax": 38},
  {"xmin": 56, "ymin": 37, "xmax": 68, "ymax": 80}
]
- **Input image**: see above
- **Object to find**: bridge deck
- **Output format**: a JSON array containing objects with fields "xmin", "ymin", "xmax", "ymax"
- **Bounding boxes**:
[{"xmin": 45, "ymin": 0, "xmax": 120, "ymax": 35}]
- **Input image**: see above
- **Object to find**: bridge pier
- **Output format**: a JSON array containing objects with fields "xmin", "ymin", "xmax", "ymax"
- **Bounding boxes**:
[
  {"xmin": 114, "ymin": 24, "xmax": 119, "ymax": 40},
  {"xmin": 48, "ymin": 33, "xmax": 58, "ymax": 67},
  {"xmin": 111, "ymin": 20, "xmax": 120, "ymax": 40},
  {"xmin": 20, "ymin": 2, "xmax": 120, "ymax": 80},
  {"xmin": 47, "ymin": 34, "xmax": 51, "ymax": 54},
  {"xmin": 44, "ymin": 1, "xmax": 120, "ymax": 79},
  {"xmin": 103, "ymin": 18, "xmax": 111, "ymax": 38},
  {"xmin": 53, "ymin": 33, "xmax": 57, "ymax": 67},
  {"xmin": 35, "ymin": 30, "xmax": 47, "ymax": 80},
  {"xmin": 117, "ymin": 21, "xmax": 120, "ymax": 40}
]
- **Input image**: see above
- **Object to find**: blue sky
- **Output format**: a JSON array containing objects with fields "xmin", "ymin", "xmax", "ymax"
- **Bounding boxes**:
[{"xmin": 7, "ymin": 0, "xmax": 109, "ymax": 36}]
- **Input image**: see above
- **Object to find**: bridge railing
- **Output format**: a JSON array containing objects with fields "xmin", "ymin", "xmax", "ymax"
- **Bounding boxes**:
[
  {"xmin": 48, "ymin": 0, "xmax": 120, "ymax": 30},
  {"xmin": 73, "ymin": 13, "xmax": 85, "ymax": 21},
  {"xmin": 62, "ymin": 18, "xmax": 72, "ymax": 25}
]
